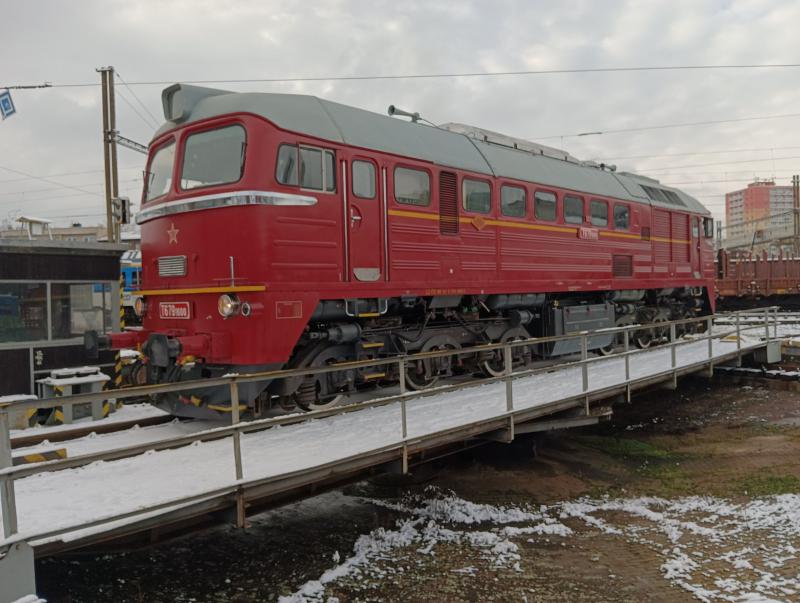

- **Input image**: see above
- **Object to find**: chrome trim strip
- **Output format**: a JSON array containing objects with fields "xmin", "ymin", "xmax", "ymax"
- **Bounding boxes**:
[{"xmin": 136, "ymin": 190, "xmax": 318, "ymax": 224}]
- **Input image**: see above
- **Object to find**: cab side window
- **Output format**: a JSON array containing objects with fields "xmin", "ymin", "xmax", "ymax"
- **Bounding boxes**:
[
  {"xmin": 613, "ymin": 205, "xmax": 629, "ymax": 229},
  {"xmin": 501, "ymin": 185, "xmax": 526, "ymax": 217},
  {"xmin": 276, "ymin": 144, "xmax": 336, "ymax": 192},
  {"xmin": 590, "ymin": 199, "xmax": 608, "ymax": 227},
  {"xmin": 463, "ymin": 178, "xmax": 491, "ymax": 213},
  {"xmin": 352, "ymin": 160, "xmax": 376, "ymax": 199},
  {"xmin": 564, "ymin": 195, "xmax": 584, "ymax": 224},
  {"xmin": 394, "ymin": 167, "xmax": 430, "ymax": 206},
  {"xmin": 534, "ymin": 191, "xmax": 557, "ymax": 221}
]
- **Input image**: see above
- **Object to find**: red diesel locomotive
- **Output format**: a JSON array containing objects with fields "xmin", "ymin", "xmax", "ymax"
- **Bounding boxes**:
[{"xmin": 91, "ymin": 84, "xmax": 716, "ymax": 415}]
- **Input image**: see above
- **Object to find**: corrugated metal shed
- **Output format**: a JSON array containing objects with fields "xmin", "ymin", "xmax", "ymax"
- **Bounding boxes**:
[{"xmin": 156, "ymin": 84, "xmax": 709, "ymax": 216}]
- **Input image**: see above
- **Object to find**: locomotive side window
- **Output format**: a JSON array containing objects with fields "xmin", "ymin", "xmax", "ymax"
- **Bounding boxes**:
[
  {"xmin": 590, "ymin": 199, "xmax": 608, "ymax": 227},
  {"xmin": 564, "ymin": 195, "xmax": 584, "ymax": 224},
  {"xmin": 299, "ymin": 147, "xmax": 323, "ymax": 190},
  {"xmin": 614, "ymin": 205, "xmax": 629, "ymax": 229},
  {"xmin": 181, "ymin": 125, "xmax": 246, "ymax": 191},
  {"xmin": 394, "ymin": 167, "xmax": 430, "ymax": 206},
  {"xmin": 692, "ymin": 218, "xmax": 700, "ymax": 238},
  {"xmin": 534, "ymin": 191, "xmax": 557, "ymax": 221},
  {"xmin": 276, "ymin": 144, "xmax": 298, "ymax": 185},
  {"xmin": 501, "ymin": 185, "xmax": 526, "ymax": 217},
  {"xmin": 703, "ymin": 216, "xmax": 714, "ymax": 238},
  {"xmin": 144, "ymin": 139, "xmax": 175, "ymax": 201},
  {"xmin": 275, "ymin": 144, "xmax": 336, "ymax": 192},
  {"xmin": 352, "ymin": 160, "xmax": 376, "ymax": 199},
  {"xmin": 463, "ymin": 179, "xmax": 491, "ymax": 213}
]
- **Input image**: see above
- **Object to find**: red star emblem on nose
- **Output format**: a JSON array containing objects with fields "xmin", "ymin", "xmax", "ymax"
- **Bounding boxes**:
[{"xmin": 167, "ymin": 222, "xmax": 179, "ymax": 244}]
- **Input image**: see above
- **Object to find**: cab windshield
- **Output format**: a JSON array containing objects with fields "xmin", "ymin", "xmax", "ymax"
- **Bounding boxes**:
[
  {"xmin": 144, "ymin": 140, "xmax": 175, "ymax": 202},
  {"xmin": 180, "ymin": 125, "xmax": 246, "ymax": 190}
]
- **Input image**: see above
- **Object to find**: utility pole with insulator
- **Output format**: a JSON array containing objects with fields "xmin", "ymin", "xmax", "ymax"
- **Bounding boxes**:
[
  {"xmin": 97, "ymin": 66, "xmax": 120, "ymax": 243},
  {"xmin": 793, "ymin": 174, "xmax": 800, "ymax": 256}
]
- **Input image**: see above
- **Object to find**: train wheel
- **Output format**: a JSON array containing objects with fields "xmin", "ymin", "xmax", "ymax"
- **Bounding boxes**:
[
  {"xmin": 405, "ymin": 337, "xmax": 461, "ymax": 391},
  {"xmin": 294, "ymin": 344, "xmax": 356, "ymax": 411},
  {"xmin": 599, "ymin": 315, "xmax": 636, "ymax": 356},
  {"xmin": 481, "ymin": 328, "xmax": 531, "ymax": 377}
]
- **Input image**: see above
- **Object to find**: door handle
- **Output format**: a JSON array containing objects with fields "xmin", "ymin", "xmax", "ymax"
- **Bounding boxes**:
[{"xmin": 350, "ymin": 210, "xmax": 362, "ymax": 225}]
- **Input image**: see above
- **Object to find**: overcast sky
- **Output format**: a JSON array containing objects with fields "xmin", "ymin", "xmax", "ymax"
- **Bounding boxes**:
[{"xmin": 1, "ymin": 0, "xmax": 799, "ymax": 229}]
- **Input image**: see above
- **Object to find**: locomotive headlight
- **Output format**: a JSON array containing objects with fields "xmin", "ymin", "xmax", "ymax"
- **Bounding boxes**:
[
  {"xmin": 217, "ymin": 294, "xmax": 240, "ymax": 318},
  {"xmin": 134, "ymin": 297, "xmax": 148, "ymax": 318}
]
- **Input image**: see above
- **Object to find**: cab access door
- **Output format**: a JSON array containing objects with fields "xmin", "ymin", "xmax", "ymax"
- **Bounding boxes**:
[{"xmin": 345, "ymin": 158, "xmax": 384, "ymax": 282}]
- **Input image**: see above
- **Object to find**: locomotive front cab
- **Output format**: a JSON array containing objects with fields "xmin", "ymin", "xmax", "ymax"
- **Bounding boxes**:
[{"xmin": 94, "ymin": 86, "xmax": 328, "ymax": 415}]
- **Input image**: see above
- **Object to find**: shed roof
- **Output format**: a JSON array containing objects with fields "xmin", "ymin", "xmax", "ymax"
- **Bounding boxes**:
[{"xmin": 157, "ymin": 84, "xmax": 709, "ymax": 215}]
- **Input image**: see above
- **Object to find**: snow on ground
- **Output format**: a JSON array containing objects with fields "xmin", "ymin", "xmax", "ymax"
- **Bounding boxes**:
[
  {"xmin": 281, "ymin": 490, "xmax": 800, "ymax": 603},
  {"xmin": 9, "ymin": 402, "xmax": 168, "ymax": 439},
  {"xmin": 0, "ymin": 336, "xmax": 766, "ymax": 545},
  {"xmin": 13, "ymin": 417, "xmax": 217, "ymax": 458}
]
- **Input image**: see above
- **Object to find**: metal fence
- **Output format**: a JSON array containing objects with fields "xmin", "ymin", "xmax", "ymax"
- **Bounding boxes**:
[{"xmin": 0, "ymin": 306, "xmax": 783, "ymax": 544}]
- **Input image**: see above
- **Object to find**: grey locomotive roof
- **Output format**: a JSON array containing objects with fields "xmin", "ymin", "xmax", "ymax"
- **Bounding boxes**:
[{"xmin": 157, "ymin": 84, "xmax": 709, "ymax": 216}]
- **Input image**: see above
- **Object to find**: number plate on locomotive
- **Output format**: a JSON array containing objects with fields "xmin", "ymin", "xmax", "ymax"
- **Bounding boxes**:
[{"xmin": 159, "ymin": 301, "xmax": 191, "ymax": 320}]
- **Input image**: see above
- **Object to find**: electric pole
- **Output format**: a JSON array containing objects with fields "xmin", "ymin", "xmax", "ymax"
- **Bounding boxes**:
[
  {"xmin": 793, "ymin": 174, "xmax": 799, "ymax": 256},
  {"xmin": 97, "ymin": 66, "xmax": 120, "ymax": 243}
]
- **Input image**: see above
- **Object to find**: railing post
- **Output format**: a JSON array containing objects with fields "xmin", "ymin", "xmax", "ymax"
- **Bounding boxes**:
[
  {"xmin": 669, "ymin": 322, "xmax": 678, "ymax": 389},
  {"xmin": 504, "ymin": 345, "xmax": 514, "ymax": 412},
  {"xmin": 707, "ymin": 316, "xmax": 713, "ymax": 359},
  {"xmin": 764, "ymin": 307, "xmax": 770, "ymax": 342},
  {"xmin": 0, "ymin": 409, "xmax": 18, "ymax": 538},
  {"xmin": 504, "ymin": 344, "xmax": 515, "ymax": 441},
  {"xmin": 398, "ymin": 358, "xmax": 408, "ymax": 474},
  {"xmin": 736, "ymin": 311, "xmax": 742, "ymax": 367},
  {"xmin": 623, "ymin": 328, "xmax": 631, "ymax": 402},
  {"xmin": 0, "ymin": 410, "xmax": 11, "ymax": 470},
  {"xmin": 229, "ymin": 381, "xmax": 245, "ymax": 528},
  {"xmin": 773, "ymin": 306, "xmax": 779, "ymax": 339},
  {"xmin": 580, "ymin": 334, "xmax": 589, "ymax": 414}
]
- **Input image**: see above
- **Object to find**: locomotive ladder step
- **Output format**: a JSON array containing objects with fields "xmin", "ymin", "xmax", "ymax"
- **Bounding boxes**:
[
  {"xmin": 207, "ymin": 403, "xmax": 249, "ymax": 413},
  {"xmin": 361, "ymin": 372, "xmax": 386, "ymax": 381}
]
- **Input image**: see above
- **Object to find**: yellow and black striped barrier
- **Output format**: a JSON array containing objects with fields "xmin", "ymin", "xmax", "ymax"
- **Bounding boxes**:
[
  {"xmin": 12, "ymin": 448, "xmax": 68, "ymax": 466},
  {"xmin": 115, "ymin": 273, "xmax": 125, "ymax": 389}
]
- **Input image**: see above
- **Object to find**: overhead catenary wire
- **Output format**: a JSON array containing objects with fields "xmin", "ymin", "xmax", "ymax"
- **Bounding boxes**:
[
  {"xmin": 115, "ymin": 70, "xmax": 160, "ymax": 129},
  {"xmin": 3, "ymin": 62, "xmax": 800, "ymax": 89},
  {"xmin": 598, "ymin": 145, "xmax": 800, "ymax": 162},
  {"xmin": 0, "ymin": 166, "xmax": 140, "ymax": 184},
  {"xmin": 114, "ymin": 88, "xmax": 159, "ymax": 131},
  {"xmin": 533, "ymin": 112, "xmax": 800, "ymax": 141},
  {"xmin": 0, "ymin": 164, "xmax": 100, "ymax": 196}
]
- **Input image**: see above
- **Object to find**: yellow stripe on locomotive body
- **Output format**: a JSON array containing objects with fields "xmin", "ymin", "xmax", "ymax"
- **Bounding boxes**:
[{"xmin": 387, "ymin": 208, "xmax": 691, "ymax": 245}]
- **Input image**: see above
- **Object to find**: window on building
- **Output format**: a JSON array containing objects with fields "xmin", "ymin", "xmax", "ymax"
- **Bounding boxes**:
[
  {"xmin": 534, "ymin": 191, "xmax": 557, "ymax": 221},
  {"xmin": 276, "ymin": 144, "xmax": 336, "ymax": 192},
  {"xmin": 590, "ymin": 199, "xmax": 608, "ymax": 227},
  {"xmin": 352, "ymin": 161, "xmax": 376, "ymax": 199},
  {"xmin": 51, "ymin": 283, "xmax": 110, "ymax": 340},
  {"xmin": 181, "ymin": 125, "xmax": 246, "ymax": 190},
  {"xmin": 462, "ymin": 178, "xmax": 491, "ymax": 213},
  {"xmin": 144, "ymin": 139, "xmax": 175, "ymax": 201},
  {"xmin": 564, "ymin": 195, "xmax": 584, "ymax": 224},
  {"xmin": 0, "ymin": 283, "xmax": 47, "ymax": 342},
  {"xmin": 500, "ymin": 185, "xmax": 526, "ymax": 217},
  {"xmin": 614, "ymin": 205, "xmax": 629, "ymax": 229},
  {"xmin": 394, "ymin": 167, "xmax": 430, "ymax": 206}
]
